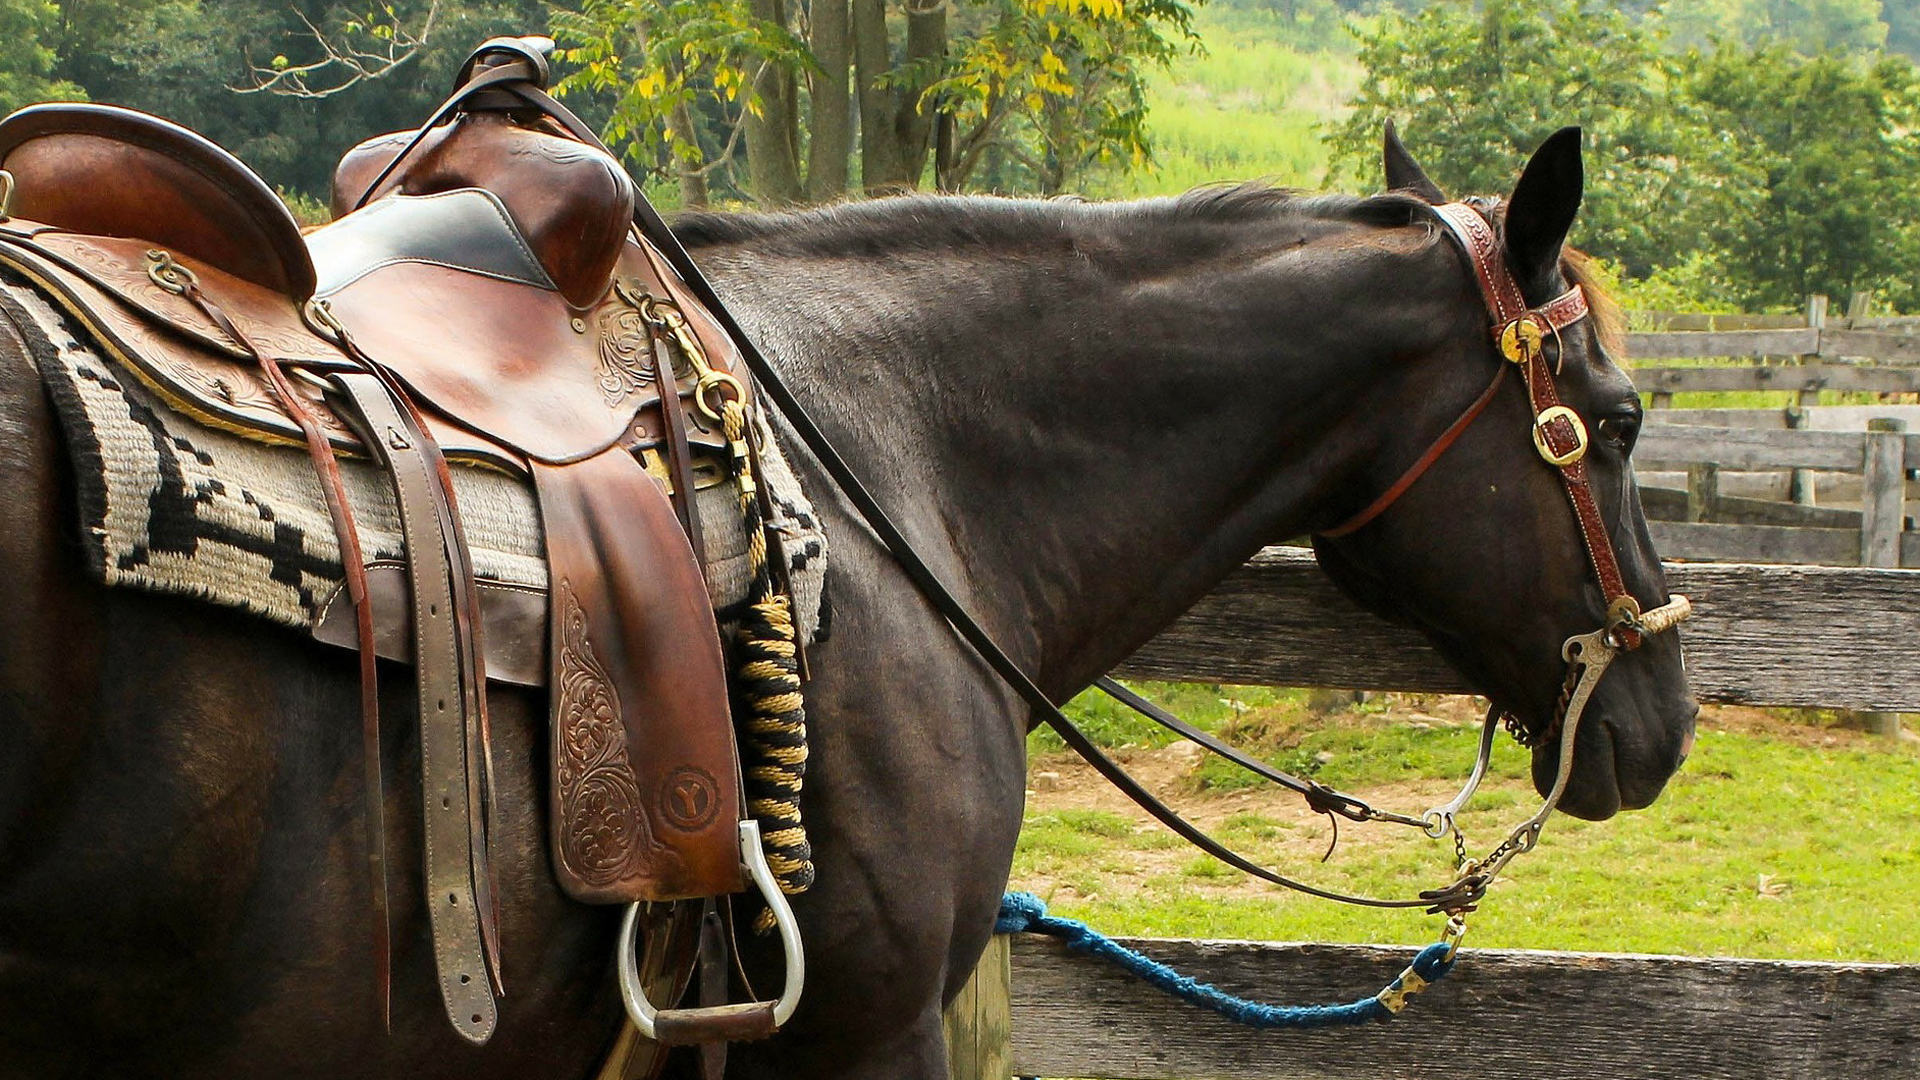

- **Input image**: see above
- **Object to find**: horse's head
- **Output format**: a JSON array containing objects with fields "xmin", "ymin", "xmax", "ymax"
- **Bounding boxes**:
[{"xmin": 1312, "ymin": 125, "xmax": 1695, "ymax": 821}]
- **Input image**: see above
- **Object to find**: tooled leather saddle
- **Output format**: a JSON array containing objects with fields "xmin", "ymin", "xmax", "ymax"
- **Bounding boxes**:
[{"xmin": 0, "ymin": 36, "xmax": 801, "ymax": 1060}]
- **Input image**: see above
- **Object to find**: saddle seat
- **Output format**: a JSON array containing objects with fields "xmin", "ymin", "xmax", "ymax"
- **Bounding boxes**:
[{"xmin": 0, "ymin": 102, "xmax": 315, "ymax": 299}]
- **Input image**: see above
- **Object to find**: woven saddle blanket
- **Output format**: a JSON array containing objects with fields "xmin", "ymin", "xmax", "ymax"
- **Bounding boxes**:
[{"xmin": 7, "ymin": 280, "xmax": 829, "ymax": 647}]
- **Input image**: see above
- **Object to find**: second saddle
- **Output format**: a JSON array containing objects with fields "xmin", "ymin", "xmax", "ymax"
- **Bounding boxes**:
[{"xmin": 0, "ymin": 36, "xmax": 803, "ymax": 1054}]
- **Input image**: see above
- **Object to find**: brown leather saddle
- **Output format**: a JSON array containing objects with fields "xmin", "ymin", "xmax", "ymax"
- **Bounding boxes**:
[{"xmin": 0, "ymin": 36, "xmax": 801, "ymax": 1056}]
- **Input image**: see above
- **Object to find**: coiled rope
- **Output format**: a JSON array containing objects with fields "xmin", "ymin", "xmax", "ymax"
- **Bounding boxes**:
[
  {"xmin": 994, "ymin": 892, "xmax": 1461, "ymax": 1027},
  {"xmin": 721, "ymin": 396, "xmax": 816, "ymax": 929}
]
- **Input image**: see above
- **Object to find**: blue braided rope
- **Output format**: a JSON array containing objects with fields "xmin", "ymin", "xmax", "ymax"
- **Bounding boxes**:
[{"xmin": 995, "ymin": 892, "xmax": 1458, "ymax": 1029}]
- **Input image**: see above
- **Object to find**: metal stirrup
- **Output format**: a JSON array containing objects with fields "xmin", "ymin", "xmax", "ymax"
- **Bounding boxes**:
[{"xmin": 617, "ymin": 821, "xmax": 806, "ymax": 1042}]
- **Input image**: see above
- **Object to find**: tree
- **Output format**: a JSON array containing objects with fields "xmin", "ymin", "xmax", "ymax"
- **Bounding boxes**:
[
  {"xmin": 1661, "ymin": 0, "xmax": 1889, "ymax": 54},
  {"xmin": 1326, "ymin": 0, "xmax": 1727, "ymax": 277},
  {"xmin": 552, "ymin": 0, "xmax": 817, "ymax": 206},
  {"xmin": 1888, "ymin": 0, "xmax": 1920, "ymax": 60},
  {"xmin": 1682, "ymin": 45, "xmax": 1920, "ymax": 308},
  {"xmin": 50, "ymin": 0, "xmax": 555, "ymax": 198},
  {"xmin": 553, "ymin": 0, "xmax": 1198, "ymax": 204},
  {"xmin": 0, "ymin": 0, "xmax": 82, "ymax": 111},
  {"xmin": 925, "ymin": 0, "xmax": 1197, "ymax": 194}
]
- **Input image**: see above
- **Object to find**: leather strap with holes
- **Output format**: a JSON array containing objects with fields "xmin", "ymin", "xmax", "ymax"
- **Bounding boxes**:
[{"xmin": 1429, "ymin": 203, "xmax": 1642, "ymax": 649}]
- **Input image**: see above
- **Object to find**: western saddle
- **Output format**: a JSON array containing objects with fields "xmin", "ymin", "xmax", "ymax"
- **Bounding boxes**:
[{"xmin": 0, "ymin": 36, "xmax": 804, "ymax": 1059}]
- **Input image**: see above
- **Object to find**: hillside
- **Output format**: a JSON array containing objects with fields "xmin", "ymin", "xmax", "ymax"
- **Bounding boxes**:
[{"xmin": 1086, "ymin": 6, "xmax": 1361, "ymax": 199}]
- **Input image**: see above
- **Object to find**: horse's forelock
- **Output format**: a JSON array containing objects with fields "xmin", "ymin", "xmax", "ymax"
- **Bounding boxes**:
[{"xmin": 1562, "ymin": 249, "xmax": 1626, "ymax": 358}]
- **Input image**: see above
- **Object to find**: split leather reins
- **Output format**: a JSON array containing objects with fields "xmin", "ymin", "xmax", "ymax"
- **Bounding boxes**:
[{"xmin": 621, "ymin": 171, "xmax": 1694, "ymax": 918}]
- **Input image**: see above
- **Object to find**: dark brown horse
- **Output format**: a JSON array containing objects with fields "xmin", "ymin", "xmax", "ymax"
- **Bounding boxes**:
[{"xmin": 0, "ymin": 129, "xmax": 1692, "ymax": 1078}]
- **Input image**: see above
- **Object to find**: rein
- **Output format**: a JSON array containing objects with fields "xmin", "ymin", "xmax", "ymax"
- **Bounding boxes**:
[{"xmin": 624, "ymin": 183, "xmax": 1689, "ymax": 917}]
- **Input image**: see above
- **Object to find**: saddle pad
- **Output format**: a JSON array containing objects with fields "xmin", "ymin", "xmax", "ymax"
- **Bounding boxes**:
[{"xmin": 8, "ymin": 280, "xmax": 829, "ymax": 645}]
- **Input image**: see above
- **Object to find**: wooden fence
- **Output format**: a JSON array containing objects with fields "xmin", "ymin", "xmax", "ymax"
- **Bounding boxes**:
[
  {"xmin": 1626, "ymin": 295, "xmax": 1920, "ymax": 405},
  {"xmin": 943, "ymin": 548, "xmax": 1920, "ymax": 1078},
  {"xmin": 1634, "ymin": 419, "xmax": 1916, "ymax": 568},
  {"xmin": 1580, "ymin": 298, "xmax": 1920, "ymax": 569}
]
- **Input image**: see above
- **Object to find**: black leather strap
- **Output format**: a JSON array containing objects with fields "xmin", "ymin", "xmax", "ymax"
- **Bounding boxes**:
[{"xmin": 459, "ymin": 56, "xmax": 1482, "ymax": 912}]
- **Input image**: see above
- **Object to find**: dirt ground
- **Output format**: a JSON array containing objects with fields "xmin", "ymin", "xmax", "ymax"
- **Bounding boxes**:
[{"xmin": 1016, "ymin": 699, "xmax": 1897, "ymax": 901}]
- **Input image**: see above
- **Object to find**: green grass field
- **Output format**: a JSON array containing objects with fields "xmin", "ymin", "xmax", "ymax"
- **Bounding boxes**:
[
  {"xmin": 1086, "ymin": 8, "xmax": 1358, "ymax": 199},
  {"xmin": 1015, "ymin": 684, "xmax": 1920, "ymax": 962}
]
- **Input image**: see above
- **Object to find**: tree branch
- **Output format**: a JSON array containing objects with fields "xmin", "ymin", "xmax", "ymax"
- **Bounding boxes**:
[{"xmin": 234, "ymin": 5, "xmax": 440, "ymax": 98}]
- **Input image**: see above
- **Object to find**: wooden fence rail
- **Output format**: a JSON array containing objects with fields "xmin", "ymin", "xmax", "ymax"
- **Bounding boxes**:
[
  {"xmin": 994, "ymin": 935, "xmax": 1920, "ymax": 1080},
  {"xmin": 1116, "ymin": 547, "xmax": 1920, "ymax": 711},
  {"xmin": 944, "ymin": 546, "xmax": 1920, "ymax": 1079},
  {"xmin": 1631, "ymin": 364, "xmax": 1920, "ymax": 396},
  {"xmin": 1628, "ymin": 304, "xmax": 1920, "ymax": 332},
  {"xmin": 1629, "ymin": 421, "xmax": 1917, "ymax": 567},
  {"xmin": 1624, "ymin": 327, "xmax": 1920, "ymax": 364}
]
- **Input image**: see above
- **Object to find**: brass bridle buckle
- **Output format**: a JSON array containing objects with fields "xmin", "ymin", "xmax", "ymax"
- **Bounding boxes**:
[{"xmin": 1531, "ymin": 404, "xmax": 1588, "ymax": 466}]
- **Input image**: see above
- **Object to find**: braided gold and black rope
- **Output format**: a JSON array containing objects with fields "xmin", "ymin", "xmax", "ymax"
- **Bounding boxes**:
[{"xmin": 720, "ymin": 397, "xmax": 815, "ymax": 929}]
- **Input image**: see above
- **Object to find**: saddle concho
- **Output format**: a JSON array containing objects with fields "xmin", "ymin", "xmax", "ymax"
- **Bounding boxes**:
[{"xmin": 0, "ymin": 35, "xmax": 806, "ymax": 1058}]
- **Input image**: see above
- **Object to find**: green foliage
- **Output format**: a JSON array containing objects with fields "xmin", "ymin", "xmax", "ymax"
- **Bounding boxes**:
[
  {"xmin": 1681, "ymin": 45, "xmax": 1920, "ymax": 309},
  {"xmin": 1888, "ymin": 0, "xmax": 1920, "ymax": 59},
  {"xmin": 1328, "ymin": 0, "xmax": 1723, "ymax": 276},
  {"xmin": 1326, "ymin": 0, "xmax": 1920, "ymax": 311},
  {"xmin": 1086, "ymin": 5, "xmax": 1356, "ymax": 197},
  {"xmin": 926, "ymin": 0, "xmax": 1199, "ymax": 193},
  {"xmin": 1661, "ymin": 0, "xmax": 1890, "ymax": 54},
  {"xmin": 0, "ymin": 0, "xmax": 82, "ymax": 109},
  {"xmin": 555, "ymin": 0, "xmax": 1197, "ymax": 200},
  {"xmin": 552, "ymin": 0, "xmax": 813, "ymax": 177},
  {"xmin": 42, "ymin": 0, "xmax": 557, "ymax": 197}
]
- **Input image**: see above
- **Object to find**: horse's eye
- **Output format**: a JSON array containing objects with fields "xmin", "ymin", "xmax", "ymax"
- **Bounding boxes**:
[{"xmin": 1596, "ymin": 411, "xmax": 1641, "ymax": 452}]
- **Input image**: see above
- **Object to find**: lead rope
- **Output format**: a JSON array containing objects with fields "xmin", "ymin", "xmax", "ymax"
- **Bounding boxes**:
[
  {"xmin": 721, "ymin": 394, "xmax": 817, "ymax": 930},
  {"xmin": 994, "ymin": 893, "xmax": 1465, "ymax": 1027}
]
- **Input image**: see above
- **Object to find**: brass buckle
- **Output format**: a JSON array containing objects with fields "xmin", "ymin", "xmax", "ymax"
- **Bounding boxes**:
[
  {"xmin": 0, "ymin": 169, "xmax": 15, "ymax": 221},
  {"xmin": 1498, "ymin": 316, "xmax": 1545, "ymax": 364},
  {"xmin": 1531, "ymin": 405, "xmax": 1587, "ymax": 466}
]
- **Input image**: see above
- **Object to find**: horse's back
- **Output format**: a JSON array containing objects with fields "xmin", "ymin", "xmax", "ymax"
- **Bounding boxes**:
[{"xmin": 0, "ymin": 308, "xmax": 630, "ymax": 1078}]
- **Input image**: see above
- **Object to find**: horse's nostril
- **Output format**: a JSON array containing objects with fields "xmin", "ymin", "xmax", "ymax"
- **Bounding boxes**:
[{"xmin": 1679, "ymin": 727, "xmax": 1696, "ymax": 762}]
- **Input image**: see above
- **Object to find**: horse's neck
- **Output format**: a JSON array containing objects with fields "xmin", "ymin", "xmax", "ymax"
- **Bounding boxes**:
[{"xmin": 694, "ymin": 201, "xmax": 1454, "ymax": 695}]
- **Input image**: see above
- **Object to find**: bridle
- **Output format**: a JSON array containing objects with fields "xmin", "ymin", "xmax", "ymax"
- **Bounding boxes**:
[
  {"xmin": 627, "ymin": 191, "xmax": 1692, "ymax": 929},
  {"xmin": 1305, "ymin": 198, "xmax": 1694, "ymax": 897}
]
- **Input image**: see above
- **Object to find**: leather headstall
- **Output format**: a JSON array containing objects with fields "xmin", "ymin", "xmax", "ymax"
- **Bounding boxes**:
[{"xmin": 1321, "ymin": 201, "xmax": 1644, "ymax": 656}]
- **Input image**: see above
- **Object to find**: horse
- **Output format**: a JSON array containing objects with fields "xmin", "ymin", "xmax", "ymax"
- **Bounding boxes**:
[{"xmin": 0, "ymin": 126, "xmax": 1694, "ymax": 1078}]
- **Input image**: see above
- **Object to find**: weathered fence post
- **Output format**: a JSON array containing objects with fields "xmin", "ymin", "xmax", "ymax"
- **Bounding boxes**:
[
  {"xmin": 1791, "ymin": 294, "xmax": 1828, "ymax": 505},
  {"xmin": 1861, "ymin": 417, "xmax": 1909, "ymax": 738},
  {"xmin": 943, "ymin": 934, "xmax": 1013, "ymax": 1080},
  {"xmin": 1685, "ymin": 463, "xmax": 1719, "ymax": 523},
  {"xmin": 1846, "ymin": 290, "xmax": 1873, "ymax": 329}
]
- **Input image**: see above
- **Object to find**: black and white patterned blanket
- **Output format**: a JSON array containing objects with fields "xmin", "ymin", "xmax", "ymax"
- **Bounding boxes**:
[{"xmin": 6, "ymin": 281, "xmax": 828, "ymax": 642}]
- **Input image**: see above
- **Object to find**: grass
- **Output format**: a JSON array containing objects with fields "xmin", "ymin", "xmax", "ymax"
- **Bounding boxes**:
[
  {"xmin": 1015, "ymin": 690, "xmax": 1920, "ymax": 963},
  {"xmin": 1085, "ymin": 8, "xmax": 1358, "ymax": 199}
]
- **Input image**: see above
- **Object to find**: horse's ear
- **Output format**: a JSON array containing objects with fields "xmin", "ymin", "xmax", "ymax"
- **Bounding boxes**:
[
  {"xmin": 1504, "ymin": 126, "xmax": 1584, "ymax": 285},
  {"xmin": 1383, "ymin": 120, "xmax": 1445, "ymax": 203}
]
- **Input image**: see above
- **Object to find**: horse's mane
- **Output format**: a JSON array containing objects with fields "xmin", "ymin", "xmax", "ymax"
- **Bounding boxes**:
[
  {"xmin": 671, "ymin": 184, "xmax": 1624, "ymax": 354},
  {"xmin": 670, "ymin": 183, "xmax": 1433, "ymax": 256}
]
